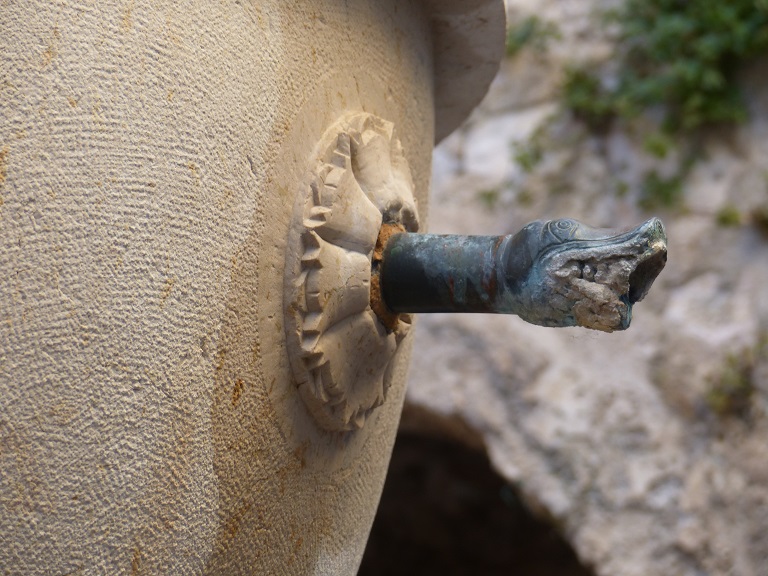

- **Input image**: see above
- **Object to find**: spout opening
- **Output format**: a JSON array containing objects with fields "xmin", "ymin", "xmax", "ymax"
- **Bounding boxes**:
[{"xmin": 627, "ymin": 246, "xmax": 667, "ymax": 303}]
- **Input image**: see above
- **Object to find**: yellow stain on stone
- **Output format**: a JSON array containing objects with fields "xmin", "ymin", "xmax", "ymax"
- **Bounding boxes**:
[
  {"xmin": 41, "ymin": 44, "xmax": 56, "ymax": 66},
  {"xmin": 0, "ymin": 146, "xmax": 8, "ymax": 197},
  {"xmin": 160, "ymin": 277, "xmax": 176, "ymax": 308},
  {"xmin": 122, "ymin": 0, "xmax": 135, "ymax": 32}
]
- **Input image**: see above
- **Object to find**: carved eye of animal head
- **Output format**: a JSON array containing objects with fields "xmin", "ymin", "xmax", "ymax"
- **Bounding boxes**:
[
  {"xmin": 542, "ymin": 218, "xmax": 579, "ymax": 244},
  {"xmin": 542, "ymin": 218, "xmax": 580, "ymax": 244}
]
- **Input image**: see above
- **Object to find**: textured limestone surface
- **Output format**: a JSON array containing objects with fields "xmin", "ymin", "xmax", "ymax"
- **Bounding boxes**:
[
  {"xmin": 0, "ymin": 0, "xmax": 499, "ymax": 573},
  {"xmin": 404, "ymin": 1, "xmax": 768, "ymax": 575}
]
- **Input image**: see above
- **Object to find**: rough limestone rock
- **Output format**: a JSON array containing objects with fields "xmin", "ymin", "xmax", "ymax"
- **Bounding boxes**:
[{"xmin": 403, "ymin": 1, "xmax": 768, "ymax": 575}]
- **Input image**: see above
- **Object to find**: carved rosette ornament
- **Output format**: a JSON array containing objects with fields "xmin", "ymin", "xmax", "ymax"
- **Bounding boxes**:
[{"xmin": 284, "ymin": 113, "xmax": 420, "ymax": 432}]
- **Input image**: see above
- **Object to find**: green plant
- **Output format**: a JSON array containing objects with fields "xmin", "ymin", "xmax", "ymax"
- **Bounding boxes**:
[
  {"xmin": 505, "ymin": 2, "xmax": 768, "ymax": 211},
  {"xmin": 706, "ymin": 335, "xmax": 768, "ymax": 418},
  {"xmin": 642, "ymin": 132, "xmax": 674, "ymax": 159},
  {"xmin": 561, "ymin": 67, "xmax": 616, "ymax": 133},
  {"xmin": 706, "ymin": 348, "xmax": 756, "ymax": 418},
  {"xmin": 506, "ymin": 16, "xmax": 560, "ymax": 57},
  {"xmin": 564, "ymin": 1, "xmax": 768, "ymax": 135},
  {"xmin": 516, "ymin": 188, "xmax": 535, "ymax": 207},
  {"xmin": 512, "ymin": 138, "xmax": 544, "ymax": 173},
  {"xmin": 716, "ymin": 204, "xmax": 742, "ymax": 227},
  {"xmin": 639, "ymin": 170, "xmax": 686, "ymax": 210},
  {"xmin": 511, "ymin": 121, "xmax": 552, "ymax": 175},
  {"xmin": 476, "ymin": 188, "xmax": 501, "ymax": 210}
]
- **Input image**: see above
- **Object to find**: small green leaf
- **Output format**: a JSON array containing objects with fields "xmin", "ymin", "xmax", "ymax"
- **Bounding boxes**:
[{"xmin": 716, "ymin": 205, "xmax": 741, "ymax": 227}]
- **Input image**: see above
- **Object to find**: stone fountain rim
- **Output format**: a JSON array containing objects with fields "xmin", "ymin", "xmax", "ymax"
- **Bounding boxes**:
[{"xmin": 424, "ymin": 0, "xmax": 507, "ymax": 143}]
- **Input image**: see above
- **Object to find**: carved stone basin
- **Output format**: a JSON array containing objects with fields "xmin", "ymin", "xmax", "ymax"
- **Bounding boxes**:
[{"xmin": 0, "ymin": 1, "xmax": 505, "ymax": 574}]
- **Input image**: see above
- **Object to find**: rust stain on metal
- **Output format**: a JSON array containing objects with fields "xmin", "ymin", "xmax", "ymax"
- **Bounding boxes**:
[{"xmin": 370, "ymin": 222, "xmax": 406, "ymax": 331}]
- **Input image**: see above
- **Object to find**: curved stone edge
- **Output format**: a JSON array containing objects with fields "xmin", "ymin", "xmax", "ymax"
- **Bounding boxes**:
[{"xmin": 425, "ymin": 0, "xmax": 507, "ymax": 142}]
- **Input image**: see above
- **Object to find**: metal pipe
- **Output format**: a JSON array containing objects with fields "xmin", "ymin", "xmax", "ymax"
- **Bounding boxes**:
[
  {"xmin": 380, "ymin": 233, "xmax": 515, "ymax": 314},
  {"xmin": 377, "ymin": 217, "xmax": 668, "ymax": 332}
]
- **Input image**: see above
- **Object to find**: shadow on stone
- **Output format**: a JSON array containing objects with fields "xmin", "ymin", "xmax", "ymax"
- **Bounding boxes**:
[{"xmin": 359, "ymin": 433, "xmax": 595, "ymax": 576}]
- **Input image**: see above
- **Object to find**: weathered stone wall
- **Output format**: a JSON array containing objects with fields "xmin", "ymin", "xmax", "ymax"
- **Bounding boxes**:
[{"xmin": 404, "ymin": 1, "xmax": 768, "ymax": 575}]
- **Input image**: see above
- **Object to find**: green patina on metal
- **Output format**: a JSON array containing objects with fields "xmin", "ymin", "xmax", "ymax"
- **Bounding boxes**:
[{"xmin": 379, "ymin": 218, "xmax": 667, "ymax": 332}]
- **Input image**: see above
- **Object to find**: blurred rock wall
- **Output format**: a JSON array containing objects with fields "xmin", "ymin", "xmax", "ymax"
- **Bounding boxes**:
[{"xmin": 403, "ymin": 1, "xmax": 768, "ymax": 574}]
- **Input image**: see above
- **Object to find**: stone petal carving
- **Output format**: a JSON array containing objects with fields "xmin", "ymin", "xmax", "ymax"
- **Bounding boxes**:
[
  {"xmin": 307, "ymin": 161, "xmax": 382, "ymax": 253},
  {"xmin": 285, "ymin": 113, "xmax": 419, "ymax": 432},
  {"xmin": 305, "ymin": 311, "xmax": 397, "ymax": 430},
  {"xmin": 302, "ymin": 233, "xmax": 371, "ymax": 334},
  {"xmin": 351, "ymin": 120, "xmax": 419, "ymax": 231}
]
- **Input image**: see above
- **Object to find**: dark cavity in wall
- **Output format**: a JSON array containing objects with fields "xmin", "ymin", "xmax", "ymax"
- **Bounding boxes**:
[{"xmin": 359, "ymin": 432, "xmax": 595, "ymax": 576}]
